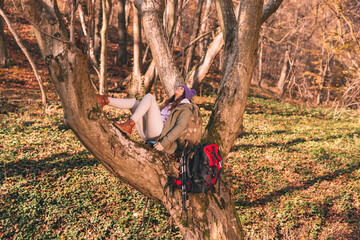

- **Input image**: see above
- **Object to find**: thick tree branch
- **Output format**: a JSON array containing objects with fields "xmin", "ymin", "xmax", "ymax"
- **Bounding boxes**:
[
  {"xmin": 204, "ymin": 0, "xmax": 264, "ymax": 157},
  {"xmin": 139, "ymin": 0, "xmax": 183, "ymax": 97},
  {"xmin": 261, "ymin": 0, "xmax": 284, "ymax": 23}
]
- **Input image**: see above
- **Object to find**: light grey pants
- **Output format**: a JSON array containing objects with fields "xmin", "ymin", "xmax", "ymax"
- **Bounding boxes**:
[{"xmin": 108, "ymin": 93, "xmax": 163, "ymax": 140}]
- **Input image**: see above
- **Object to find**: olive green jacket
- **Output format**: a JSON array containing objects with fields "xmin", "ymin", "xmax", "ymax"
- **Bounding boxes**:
[{"xmin": 157, "ymin": 103, "xmax": 194, "ymax": 154}]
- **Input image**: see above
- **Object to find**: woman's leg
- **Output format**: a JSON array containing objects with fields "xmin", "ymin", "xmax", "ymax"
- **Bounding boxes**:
[
  {"xmin": 108, "ymin": 97, "xmax": 139, "ymax": 113},
  {"xmin": 130, "ymin": 93, "xmax": 163, "ymax": 140}
]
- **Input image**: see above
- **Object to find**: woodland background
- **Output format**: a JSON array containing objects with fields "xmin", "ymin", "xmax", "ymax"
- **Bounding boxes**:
[{"xmin": 1, "ymin": 0, "xmax": 360, "ymax": 239}]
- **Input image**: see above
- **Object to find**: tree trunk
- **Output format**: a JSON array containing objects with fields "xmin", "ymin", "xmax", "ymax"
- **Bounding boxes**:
[
  {"xmin": 203, "ymin": 0, "xmax": 264, "ymax": 157},
  {"xmin": 183, "ymin": 0, "xmax": 204, "ymax": 75},
  {"xmin": 128, "ymin": 2, "xmax": 143, "ymax": 96},
  {"xmin": 257, "ymin": 37, "xmax": 263, "ymax": 87},
  {"xmin": 135, "ymin": 0, "xmax": 183, "ymax": 97},
  {"xmin": 164, "ymin": 0, "xmax": 177, "ymax": 41},
  {"xmin": 197, "ymin": 0, "xmax": 212, "ymax": 56},
  {"xmin": 93, "ymin": 0, "xmax": 102, "ymax": 61},
  {"xmin": 115, "ymin": 0, "xmax": 127, "ymax": 65},
  {"xmin": 186, "ymin": 32, "xmax": 223, "ymax": 91},
  {"xmin": 99, "ymin": 0, "xmax": 112, "ymax": 95},
  {"xmin": 0, "ymin": 0, "xmax": 9, "ymax": 67},
  {"xmin": 277, "ymin": 49, "xmax": 289, "ymax": 97},
  {"xmin": 144, "ymin": 60, "xmax": 156, "ymax": 93}
]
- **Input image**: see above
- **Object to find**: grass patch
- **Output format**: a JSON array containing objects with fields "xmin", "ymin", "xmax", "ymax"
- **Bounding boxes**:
[{"xmin": 1, "ymin": 95, "xmax": 359, "ymax": 239}]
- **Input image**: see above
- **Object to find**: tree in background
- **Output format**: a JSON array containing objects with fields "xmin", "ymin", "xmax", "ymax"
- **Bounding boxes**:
[
  {"xmin": 256, "ymin": 0, "xmax": 360, "ymax": 111},
  {"xmin": 0, "ymin": 0, "xmax": 9, "ymax": 67},
  {"xmin": 115, "ymin": 0, "xmax": 127, "ymax": 66}
]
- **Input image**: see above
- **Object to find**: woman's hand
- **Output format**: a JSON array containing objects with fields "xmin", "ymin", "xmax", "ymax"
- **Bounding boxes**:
[{"xmin": 154, "ymin": 142, "xmax": 164, "ymax": 151}]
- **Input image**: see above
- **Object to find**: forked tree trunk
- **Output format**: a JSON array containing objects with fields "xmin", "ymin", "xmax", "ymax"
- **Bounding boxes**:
[
  {"xmin": 186, "ymin": 31, "xmax": 223, "ymax": 91},
  {"xmin": 0, "ymin": 0, "xmax": 9, "ymax": 67},
  {"xmin": 20, "ymin": 0, "xmax": 274, "ymax": 238}
]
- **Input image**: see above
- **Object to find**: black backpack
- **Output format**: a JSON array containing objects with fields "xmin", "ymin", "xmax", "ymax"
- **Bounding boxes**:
[
  {"xmin": 189, "ymin": 144, "xmax": 223, "ymax": 193},
  {"xmin": 169, "ymin": 143, "xmax": 223, "ymax": 194}
]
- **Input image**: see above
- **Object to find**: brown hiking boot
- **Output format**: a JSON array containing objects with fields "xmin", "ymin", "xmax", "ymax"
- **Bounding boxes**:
[
  {"xmin": 114, "ymin": 118, "xmax": 135, "ymax": 135},
  {"xmin": 95, "ymin": 94, "xmax": 109, "ymax": 108}
]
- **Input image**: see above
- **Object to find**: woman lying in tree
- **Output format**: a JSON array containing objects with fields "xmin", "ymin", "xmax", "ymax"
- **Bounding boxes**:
[{"xmin": 96, "ymin": 85, "xmax": 197, "ymax": 154}]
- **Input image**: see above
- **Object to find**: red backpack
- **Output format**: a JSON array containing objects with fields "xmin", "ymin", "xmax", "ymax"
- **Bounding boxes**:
[
  {"xmin": 189, "ymin": 144, "xmax": 223, "ymax": 193},
  {"xmin": 169, "ymin": 144, "xmax": 223, "ymax": 194}
]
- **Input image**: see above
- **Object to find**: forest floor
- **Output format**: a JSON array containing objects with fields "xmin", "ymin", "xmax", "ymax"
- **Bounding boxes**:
[{"xmin": 1, "ymin": 4, "xmax": 360, "ymax": 240}]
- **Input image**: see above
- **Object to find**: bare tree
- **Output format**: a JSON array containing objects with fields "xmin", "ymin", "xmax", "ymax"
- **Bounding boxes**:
[
  {"xmin": 277, "ymin": 49, "xmax": 290, "ymax": 96},
  {"xmin": 186, "ymin": 0, "xmax": 284, "ymax": 91}
]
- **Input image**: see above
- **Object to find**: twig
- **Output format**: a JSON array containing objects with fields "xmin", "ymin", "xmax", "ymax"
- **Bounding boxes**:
[
  {"xmin": 175, "ymin": 30, "xmax": 214, "ymax": 60},
  {"xmin": 136, "ymin": 197, "xmax": 150, "ymax": 239}
]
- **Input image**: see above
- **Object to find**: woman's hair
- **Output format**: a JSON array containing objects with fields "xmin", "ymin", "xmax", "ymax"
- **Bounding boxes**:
[{"xmin": 161, "ymin": 92, "xmax": 186, "ymax": 111}]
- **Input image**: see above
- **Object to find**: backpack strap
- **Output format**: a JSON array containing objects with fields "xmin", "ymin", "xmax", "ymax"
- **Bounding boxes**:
[{"xmin": 192, "ymin": 145, "xmax": 201, "ymax": 181}]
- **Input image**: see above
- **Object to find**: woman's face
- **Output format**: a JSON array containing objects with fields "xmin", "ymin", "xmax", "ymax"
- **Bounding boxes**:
[{"xmin": 174, "ymin": 86, "xmax": 185, "ymax": 99}]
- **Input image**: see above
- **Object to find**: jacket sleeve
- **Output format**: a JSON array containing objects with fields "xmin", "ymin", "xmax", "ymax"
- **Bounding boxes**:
[{"xmin": 159, "ymin": 108, "xmax": 192, "ymax": 148}]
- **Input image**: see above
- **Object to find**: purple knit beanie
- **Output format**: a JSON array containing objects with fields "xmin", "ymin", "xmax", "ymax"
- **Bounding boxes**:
[{"xmin": 180, "ymin": 85, "xmax": 196, "ymax": 100}]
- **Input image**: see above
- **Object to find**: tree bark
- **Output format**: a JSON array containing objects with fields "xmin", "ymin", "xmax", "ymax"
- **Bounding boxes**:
[
  {"xmin": 115, "ymin": 0, "xmax": 127, "ymax": 65},
  {"xmin": 0, "ymin": 0, "xmax": 9, "ymax": 68},
  {"xmin": 197, "ymin": 0, "xmax": 212, "ymax": 56},
  {"xmin": 257, "ymin": 37, "xmax": 263, "ymax": 87}
]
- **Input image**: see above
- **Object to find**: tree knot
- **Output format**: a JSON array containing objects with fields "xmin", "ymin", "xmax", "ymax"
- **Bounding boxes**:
[
  {"xmin": 88, "ymin": 107, "xmax": 102, "ymax": 121},
  {"xmin": 44, "ymin": 54, "xmax": 54, "ymax": 66}
]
